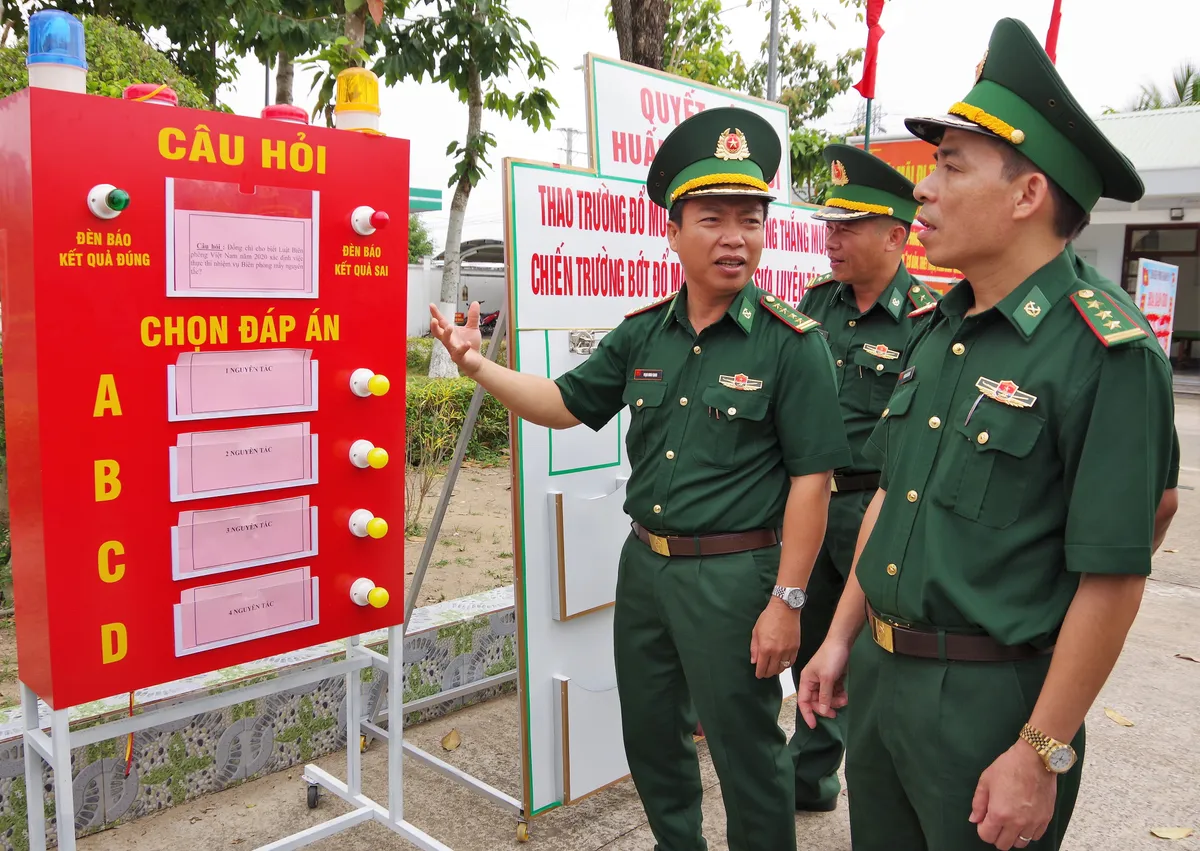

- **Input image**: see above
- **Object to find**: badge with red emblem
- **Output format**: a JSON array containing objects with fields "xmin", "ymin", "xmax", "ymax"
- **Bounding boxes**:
[
  {"xmin": 862, "ymin": 343, "xmax": 900, "ymax": 360},
  {"xmin": 975, "ymin": 376, "xmax": 1037, "ymax": 408},
  {"xmin": 714, "ymin": 127, "xmax": 750, "ymax": 161},
  {"xmin": 718, "ymin": 372, "xmax": 763, "ymax": 391},
  {"xmin": 831, "ymin": 159, "xmax": 849, "ymax": 186}
]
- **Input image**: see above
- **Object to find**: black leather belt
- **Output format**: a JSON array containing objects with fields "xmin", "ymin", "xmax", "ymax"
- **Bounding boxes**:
[
  {"xmin": 831, "ymin": 472, "xmax": 880, "ymax": 493},
  {"xmin": 867, "ymin": 604, "xmax": 1053, "ymax": 662},
  {"xmin": 632, "ymin": 522, "xmax": 779, "ymax": 557}
]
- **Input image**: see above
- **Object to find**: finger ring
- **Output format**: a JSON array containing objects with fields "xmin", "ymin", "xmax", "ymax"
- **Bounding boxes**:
[
  {"xmin": 781, "ymin": 660, "xmax": 793, "ymax": 667},
  {"xmin": 1019, "ymin": 837, "xmax": 1032, "ymax": 843}
]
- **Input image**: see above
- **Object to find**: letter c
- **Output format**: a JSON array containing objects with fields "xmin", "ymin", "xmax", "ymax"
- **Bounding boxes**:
[{"xmin": 98, "ymin": 540, "xmax": 125, "ymax": 583}]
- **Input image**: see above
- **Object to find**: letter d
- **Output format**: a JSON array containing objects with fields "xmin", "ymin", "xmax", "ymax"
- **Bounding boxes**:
[{"xmin": 101, "ymin": 623, "xmax": 127, "ymax": 664}]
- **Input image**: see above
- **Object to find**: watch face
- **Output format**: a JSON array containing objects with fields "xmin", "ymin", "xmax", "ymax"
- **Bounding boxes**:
[
  {"xmin": 1048, "ymin": 746, "xmax": 1075, "ymax": 772},
  {"xmin": 786, "ymin": 589, "xmax": 806, "ymax": 607}
]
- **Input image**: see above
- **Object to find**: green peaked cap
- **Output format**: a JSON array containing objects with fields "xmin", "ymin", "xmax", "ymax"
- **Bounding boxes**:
[
  {"xmin": 646, "ymin": 106, "xmax": 781, "ymax": 210},
  {"xmin": 904, "ymin": 17, "xmax": 1143, "ymax": 211},
  {"xmin": 811, "ymin": 143, "xmax": 919, "ymax": 224}
]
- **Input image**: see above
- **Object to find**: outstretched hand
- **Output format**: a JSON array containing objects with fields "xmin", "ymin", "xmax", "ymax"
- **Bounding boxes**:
[{"xmin": 429, "ymin": 302, "xmax": 484, "ymax": 374}]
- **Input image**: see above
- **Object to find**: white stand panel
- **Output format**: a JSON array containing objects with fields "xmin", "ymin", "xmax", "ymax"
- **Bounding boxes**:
[
  {"xmin": 548, "ymin": 476, "xmax": 628, "ymax": 620},
  {"xmin": 554, "ymin": 673, "xmax": 629, "ymax": 804}
]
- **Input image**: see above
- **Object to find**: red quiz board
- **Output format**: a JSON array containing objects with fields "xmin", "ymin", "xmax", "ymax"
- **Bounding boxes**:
[{"xmin": 0, "ymin": 88, "xmax": 409, "ymax": 709}]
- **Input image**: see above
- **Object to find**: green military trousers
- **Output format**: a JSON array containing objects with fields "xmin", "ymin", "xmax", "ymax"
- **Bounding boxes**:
[
  {"xmin": 844, "ymin": 629, "xmax": 1085, "ymax": 850},
  {"xmin": 788, "ymin": 489, "xmax": 872, "ymax": 808},
  {"xmin": 613, "ymin": 531, "xmax": 796, "ymax": 851}
]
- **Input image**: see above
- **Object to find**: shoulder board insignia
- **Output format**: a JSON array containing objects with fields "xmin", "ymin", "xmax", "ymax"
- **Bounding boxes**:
[
  {"xmin": 1069, "ymin": 288, "xmax": 1148, "ymax": 347},
  {"xmin": 808, "ymin": 272, "xmax": 835, "ymax": 289},
  {"xmin": 625, "ymin": 293, "xmax": 675, "ymax": 319},
  {"xmin": 905, "ymin": 281, "xmax": 940, "ymax": 317},
  {"xmin": 761, "ymin": 294, "xmax": 820, "ymax": 334}
]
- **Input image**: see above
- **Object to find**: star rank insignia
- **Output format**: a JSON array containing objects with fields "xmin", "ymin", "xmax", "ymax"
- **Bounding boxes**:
[
  {"xmin": 863, "ymin": 343, "xmax": 900, "ymax": 360},
  {"xmin": 906, "ymin": 281, "xmax": 939, "ymax": 317},
  {"xmin": 719, "ymin": 373, "xmax": 763, "ymax": 391},
  {"xmin": 976, "ymin": 377, "xmax": 1037, "ymax": 409},
  {"xmin": 1069, "ymin": 288, "xmax": 1148, "ymax": 347},
  {"xmin": 761, "ymin": 294, "xmax": 820, "ymax": 333},
  {"xmin": 715, "ymin": 127, "xmax": 750, "ymax": 161},
  {"xmin": 831, "ymin": 159, "xmax": 849, "ymax": 186}
]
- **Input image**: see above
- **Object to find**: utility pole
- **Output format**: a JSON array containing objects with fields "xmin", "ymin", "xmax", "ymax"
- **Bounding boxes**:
[
  {"xmin": 558, "ymin": 127, "xmax": 586, "ymax": 166},
  {"xmin": 767, "ymin": 0, "xmax": 781, "ymax": 101}
]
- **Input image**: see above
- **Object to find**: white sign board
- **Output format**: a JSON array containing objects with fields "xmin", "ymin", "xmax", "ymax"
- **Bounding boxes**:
[
  {"xmin": 505, "ymin": 54, "xmax": 829, "ymax": 820},
  {"xmin": 588, "ymin": 55, "xmax": 792, "ymax": 198},
  {"xmin": 1135, "ymin": 257, "xmax": 1179, "ymax": 358}
]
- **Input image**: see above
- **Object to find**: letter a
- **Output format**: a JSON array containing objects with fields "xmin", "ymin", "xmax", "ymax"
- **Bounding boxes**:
[
  {"xmin": 101, "ymin": 623, "xmax": 128, "ymax": 664},
  {"xmin": 95, "ymin": 460, "xmax": 121, "ymax": 501},
  {"xmin": 93, "ymin": 374, "xmax": 123, "ymax": 417}
]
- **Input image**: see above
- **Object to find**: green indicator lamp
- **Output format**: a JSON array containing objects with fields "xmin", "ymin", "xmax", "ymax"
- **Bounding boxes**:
[{"xmin": 88, "ymin": 183, "xmax": 130, "ymax": 219}]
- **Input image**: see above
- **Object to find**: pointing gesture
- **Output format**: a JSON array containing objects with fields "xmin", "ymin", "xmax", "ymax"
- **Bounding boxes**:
[{"xmin": 429, "ymin": 302, "xmax": 483, "ymax": 374}]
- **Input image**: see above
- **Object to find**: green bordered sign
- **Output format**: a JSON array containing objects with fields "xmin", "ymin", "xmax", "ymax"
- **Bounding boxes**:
[{"xmin": 409, "ymin": 186, "xmax": 442, "ymax": 212}]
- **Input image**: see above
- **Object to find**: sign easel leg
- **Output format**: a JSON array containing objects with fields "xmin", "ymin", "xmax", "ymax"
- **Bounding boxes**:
[
  {"xmin": 50, "ymin": 706, "xmax": 77, "ymax": 851},
  {"xmin": 20, "ymin": 682, "xmax": 47, "ymax": 851}
]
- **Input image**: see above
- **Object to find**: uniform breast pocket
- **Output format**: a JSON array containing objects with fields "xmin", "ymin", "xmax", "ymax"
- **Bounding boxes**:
[
  {"xmin": 622, "ymin": 381, "xmax": 668, "ymax": 463},
  {"xmin": 850, "ymin": 347, "xmax": 905, "ymax": 413},
  {"xmin": 940, "ymin": 402, "xmax": 1046, "ymax": 529},
  {"xmin": 695, "ymin": 385, "xmax": 772, "ymax": 469}
]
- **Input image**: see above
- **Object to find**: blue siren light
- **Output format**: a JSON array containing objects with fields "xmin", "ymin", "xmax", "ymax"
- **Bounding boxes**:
[{"xmin": 27, "ymin": 10, "xmax": 87, "ymax": 70}]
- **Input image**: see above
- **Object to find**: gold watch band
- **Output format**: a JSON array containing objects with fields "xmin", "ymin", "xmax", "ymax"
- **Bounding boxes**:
[{"xmin": 1020, "ymin": 723, "xmax": 1075, "ymax": 773}]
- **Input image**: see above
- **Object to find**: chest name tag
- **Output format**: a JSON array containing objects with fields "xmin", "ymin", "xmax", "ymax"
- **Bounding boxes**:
[
  {"xmin": 633, "ymin": 368, "xmax": 663, "ymax": 381},
  {"xmin": 898, "ymin": 366, "xmax": 916, "ymax": 385}
]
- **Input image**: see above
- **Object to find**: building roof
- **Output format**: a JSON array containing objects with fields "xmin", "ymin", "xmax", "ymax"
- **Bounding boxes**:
[{"xmin": 1094, "ymin": 105, "xmax": 1200, "ymax": 172}]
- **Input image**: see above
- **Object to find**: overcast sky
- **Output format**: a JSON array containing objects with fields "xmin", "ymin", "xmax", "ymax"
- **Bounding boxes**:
[{"xmin": 216, "ymin": 0, "xmax": 1200, "ymax": 251}]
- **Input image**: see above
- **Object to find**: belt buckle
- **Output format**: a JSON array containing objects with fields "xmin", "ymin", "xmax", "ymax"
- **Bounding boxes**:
[
  {"xmin": 830, "ymin": 476, "xmax": 839, "ymax": 493},
  {"xmin": 647, "ymin": 532, "xmax": 671, "ymax": 557},
  {"xmin": 871, "ymin": 614, "xmax": 895, "ymax": 653}
]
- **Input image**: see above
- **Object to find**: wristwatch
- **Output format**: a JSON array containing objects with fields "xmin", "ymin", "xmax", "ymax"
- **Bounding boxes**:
[
  {"xmin": 772, "ymin": 585, "xmax": 807, "ymax": 610},
  {"xmin": 1020, "ymin": 724, "xmax": 1077, "ymax": 774}
]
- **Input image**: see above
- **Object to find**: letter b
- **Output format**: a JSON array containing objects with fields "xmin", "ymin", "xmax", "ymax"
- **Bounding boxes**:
[{"xmin": 94, "ymin": 460, "xmax": 121, "ymax": 501}]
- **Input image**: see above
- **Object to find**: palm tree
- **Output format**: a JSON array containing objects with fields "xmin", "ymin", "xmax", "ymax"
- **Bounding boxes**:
[{"xmin": 1131, "ymin": 61, "xmax": 1200, "ymax": 110}]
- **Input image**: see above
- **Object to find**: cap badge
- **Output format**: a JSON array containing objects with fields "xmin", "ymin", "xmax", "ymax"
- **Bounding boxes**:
[
  {"xmin": 831, "ymin": 160, "xmax": 849, "ymax": 186},
  {"xmin": 715, "ymin": 128, "xmax": 750, "ymax": 161},
  {"xmin": 975, "ymin": 48, "xmax": 988, "ymax": 83}
]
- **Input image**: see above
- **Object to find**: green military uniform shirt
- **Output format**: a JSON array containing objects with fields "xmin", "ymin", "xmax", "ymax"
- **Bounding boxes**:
[
  {"xmin": 554, "ymin": 281, "xmax": 852, "ymax": 534},
  {"xmin": 798, "ymin": 265, "xmax": 939, "ymax": 474},
  {"xmin": 861, "ymin": 249, "xmax": 1175, "ymax": 647}
]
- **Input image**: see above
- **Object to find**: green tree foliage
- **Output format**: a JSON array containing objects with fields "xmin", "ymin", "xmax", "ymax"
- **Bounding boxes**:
[
  {"xmin": 625, "ymin": 0, "xmax": 864, "ymax": 203},
  {"xmin": 22, "ymin": 0, "xmax": 238, "ymax": 105},
  {"xmin": 368, "ymin": 0, "xmax": 556, "ymax": 378},
  {"xmin": 1130, "ymin": 61, "xmax": 1200, "ymax": 110},
  {"xmin": 409, "ymin": 213, "xmax": 434, "ymax": 262},
  {"xmin": 0, "ymin": 15, "xmax": 209, "ymax": 108}
]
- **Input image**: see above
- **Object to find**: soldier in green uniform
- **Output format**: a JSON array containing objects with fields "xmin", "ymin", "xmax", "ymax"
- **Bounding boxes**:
[
  {"xmin": 786, "ymin": 143, "xmax": 939, "ymax": 811},
  {"xmin": 430, "ymin": 106, "xmax": 851, "ymax": 850},
  {"xmin": 796, "ymin": 18, "xmax": 1176, "ymax": 851}
]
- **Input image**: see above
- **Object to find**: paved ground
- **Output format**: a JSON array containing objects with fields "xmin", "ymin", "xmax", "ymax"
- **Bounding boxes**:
[{"xmin": 81, "ymin": 399, "xmax": 1200, "ymax": 851}]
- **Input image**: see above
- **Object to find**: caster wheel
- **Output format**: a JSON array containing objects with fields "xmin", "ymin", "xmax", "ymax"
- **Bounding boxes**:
[
  {"xmin": 516, "ymin": 822, "xmax": 530, "ymax": 842},
  {"xmin": 306, "ymin": 784, "xmax": 319, "ymax": 809},
  {"xmin": 360, "ymin": 735, "xmax": 368, "ymax": 753}
]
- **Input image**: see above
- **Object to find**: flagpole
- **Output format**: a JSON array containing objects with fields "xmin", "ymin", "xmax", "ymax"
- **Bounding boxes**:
[{"xmin": 864, "ymin": 99, "xmax": 873, "ymax": 149}]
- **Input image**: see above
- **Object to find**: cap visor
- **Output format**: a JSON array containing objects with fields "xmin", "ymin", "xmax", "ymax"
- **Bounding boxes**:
[
  {"xmin": 676, "ymin": 185, "xmax": 776, "ymax": 203},
  {"xmin": 904, "ymin": 114, "xmax": 1004, "ymax": 145},
  {"xmin": 810, "ymin": 206, "xmax": 877, "ymax": 222}
]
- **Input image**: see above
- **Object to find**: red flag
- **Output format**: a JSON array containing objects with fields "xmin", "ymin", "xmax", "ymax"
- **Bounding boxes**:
[
  {"xmin": 853, "ymin": 0, "xmax": 886, "ymax": 99},
  {"xmin": 1045, "ymin": 0, "xmax": 1063, "ymax": 63}
]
